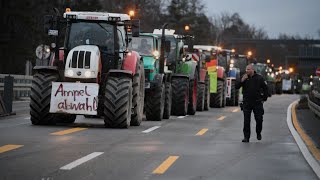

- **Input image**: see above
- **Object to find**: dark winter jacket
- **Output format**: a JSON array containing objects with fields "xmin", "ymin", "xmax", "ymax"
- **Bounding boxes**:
[{"xmin": 236, "ymin": 73, "xmax": 269, "ymax": 103}]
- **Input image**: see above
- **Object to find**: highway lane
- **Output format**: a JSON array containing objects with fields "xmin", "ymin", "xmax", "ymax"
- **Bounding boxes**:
[{"xmin": 0, "ymin": 94, "xmax": 318, "ymax": 180}]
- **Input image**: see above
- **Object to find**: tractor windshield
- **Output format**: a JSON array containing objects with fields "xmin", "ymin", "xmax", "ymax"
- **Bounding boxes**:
[
  {"xmin": 234, "ymin": 57, "xmax": 248, "ymax": 75},
  {"xmin": 253, "ymin": 64, "xmax": 267, "ymax": 77},
  {"xmin": 129, "ymin": 36, "xmax": 154, "ymax": 56},
  {"xmin": 166, "ymin": 36, "xmax": 177, "ymax": 62},
  {"xmin": 67, "ymin": 21, "xmax": 115, "ymax": 53}
]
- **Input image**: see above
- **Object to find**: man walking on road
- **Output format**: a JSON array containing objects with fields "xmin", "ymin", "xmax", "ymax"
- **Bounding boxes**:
[{"xmin": 236, "ymin": 64, "xmax": 269, "ymax": 143}]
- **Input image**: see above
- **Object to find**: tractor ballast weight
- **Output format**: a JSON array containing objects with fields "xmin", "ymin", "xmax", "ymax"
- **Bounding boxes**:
[{"xmin": 30, "ymin": 10, "xmax": 145, "ymax": 128}]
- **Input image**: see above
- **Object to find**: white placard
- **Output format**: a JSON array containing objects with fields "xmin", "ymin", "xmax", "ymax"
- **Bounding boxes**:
[{"xmin": 49, "ymin": 82, "xmax": 99, "ymax": 115}]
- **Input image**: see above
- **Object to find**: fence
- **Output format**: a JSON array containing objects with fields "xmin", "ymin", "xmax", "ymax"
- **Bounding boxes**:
[{"xmin": 0, "ymin": 74, "xmax": 33, "ymax": 100}]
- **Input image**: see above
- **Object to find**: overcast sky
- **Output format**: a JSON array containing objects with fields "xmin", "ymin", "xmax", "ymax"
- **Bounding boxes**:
[{"xmin": 202, "ymin": 0, "xmax": 320, "ymax": 39}]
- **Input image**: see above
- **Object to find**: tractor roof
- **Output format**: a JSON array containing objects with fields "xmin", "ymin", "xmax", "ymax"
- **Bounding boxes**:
[
  {"xmin": 193, "ymin": 45, "xmax": 220, "ymax": 51},
  {"xmin": 153, "ymin": 29, "xmax": 175, "ymax": 35},
  {"xmin": 63, "ymin": 11, "xmax": 130, "ymax": 21}
]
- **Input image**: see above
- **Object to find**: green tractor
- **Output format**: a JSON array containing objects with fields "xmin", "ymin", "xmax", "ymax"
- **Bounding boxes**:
[
  {"xmin": 153, "ymin": 29, "xmax": 200, "ymax": 116},
  {"xmin": 129, "ymin": 33, "xmax": 172, "ymax": 121}
]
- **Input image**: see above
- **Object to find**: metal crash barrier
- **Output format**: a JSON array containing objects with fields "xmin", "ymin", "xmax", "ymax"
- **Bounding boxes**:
[
  {"xmin": 0, "ymin": 75, "xmax": 17, "ymax": 116},
  {"xmin": 0, "ymin": 95, "xmax": 8, "ymax": 116},
  {"xmin": 308, "ymin": 77, "xmax": 320, "ymax": 117}
]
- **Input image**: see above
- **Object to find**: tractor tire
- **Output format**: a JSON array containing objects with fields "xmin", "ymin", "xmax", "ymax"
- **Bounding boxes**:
[
  {"xmin": 275, "ymin": 82, "xmax": 282, "ymax": 94},
  {"xmin": 235, "ymin": 89, "xmax": 239, "ymax": 106},
  {"xmin": 56, "ymin": 114, "xmax": 77, "ymax": 124},
  {"xmin": 204, "ymin": 75, "xmax": 210, "ymax": 111},
  {"xmin": 30, "ymin": 72, "xmax": 58, "ymax": 125},
  {"xmin": 196, "ymin": 83, "xmax": 205, "ymax": 111},
  {"xmin": 171, "ymin": 77, "xmax": 189, "ymax": 116},
  {"xmin": 163, "ymin": 82, "xmax": 172, "ymax": 119},
  {"xmin": 131, "ymin": 61, "xmax": 145, "ymax": 126},
  {"xmin": 84, "ymin": 115, "xmax": 99, "ymax": 118},
  {"xmin": 222, "ymin": 80, "xmax": 226, "ymax": 107},
  {"xmin": 210, "ymin": 80, "xmax": 224, "ymax": 108},
  {"xmin": 226, "ymin": 80, "xmax": 236, "ymax": 106},
  {"xmin": 145, "ymin": 84, "xmax": 165, "ymax": 121},
  {"xmin": 104, "ymin": 76, "xmax": 132, "ymax": 128},
  {"xmin": 188, "ymin": 72, "xmax": 198, "ymax": 115}
]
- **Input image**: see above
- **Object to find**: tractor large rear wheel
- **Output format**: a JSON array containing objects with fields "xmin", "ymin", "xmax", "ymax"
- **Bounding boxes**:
[
  {"xmin": 210, "ymin": 80, "xmax": 224, "ymax": 108},
  {"xmin": 30, "ymin": 72, "xmax": 58, "ymax": 125},
  {"xmin": 188, "ymin": 72, "xmax": 198, "ymax": 115},
  {"xmin": 204, "ymin": 75, "xmax": 210, "ymax": 111},
  {"xmin": 171, "ymin": 77, "xmax": 189, "ymax": 116},
  {"xmin": 104, "ymin": 77, "xmax": 132, "ymax": 128},
  {"xmin": 196, "ymin": 83, "xmax": 205, "ymax": 111},
  {"xmin": 145, "ymin": 84, "xmax": 165, "ymax": 121},
  {"xmin": 163, "ymin": 82, "xmax": 172, "ymax": 119},
  {"xmin": 131, "ymin": 61, "xmax": 145, "ymax": 126}
]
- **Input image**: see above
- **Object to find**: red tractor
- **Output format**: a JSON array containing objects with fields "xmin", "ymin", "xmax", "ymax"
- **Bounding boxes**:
[{"xmin": 30, "ymin": 9, "xmax": 144, "ymax": 128}]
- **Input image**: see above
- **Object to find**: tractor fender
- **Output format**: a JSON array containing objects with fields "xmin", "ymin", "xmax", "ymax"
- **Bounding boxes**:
[
  {"xmin": 123, "ymin": 51, "xmax": 140, "ymax": 76},
  {"xmin": 108, "ymin": 69, "xmax": 133, "ymax": 79},
  {"xmin": 216, "ymin": 66, "xmax": 225, "ymax": 79},
  {"xmin": 199, "ymin": 69, "xmax": 207, "ymax": 83},
  {"xmin": 189, "ymin": 62, "xmax": 198, "ymax": 81}
]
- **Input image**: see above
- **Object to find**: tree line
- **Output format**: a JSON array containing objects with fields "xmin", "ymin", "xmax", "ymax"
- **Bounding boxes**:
[{"xmin": 0, "ymin": 0, "xmax": 317, "ymax": 74}]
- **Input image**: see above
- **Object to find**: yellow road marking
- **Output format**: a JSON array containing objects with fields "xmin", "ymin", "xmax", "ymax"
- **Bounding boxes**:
[
  {"xmin": 51, "ymin": 128, "xmax": 87, "ymax": 135},
  {"xmin": 0, "ymin": 144, "xmax": 23, "ymax": 153},
  {"xmin": 292, "ymin": 103, "xmax": 320, "ymax": 160},
  {"xmin": 217, "ymin": 116, "xmax": 226, "ymax": 121},
  {"xmin": 152, "ymin": 156, "xmax": 179, "ymax": 174},
  {"xmin": 232, "ymin": 108, "xmax": 239, "ymax": 112},
  {"xmin": 196, "ymin": 128, "xmax": 208, "ymax": 136}
]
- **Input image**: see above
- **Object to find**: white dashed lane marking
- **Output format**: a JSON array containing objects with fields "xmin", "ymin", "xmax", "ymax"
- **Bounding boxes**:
[
  {"xmin": 142, "ymin": 126, "xmax": 161, "ymax": 133},
  {"xmin": 60, "ymin": 152, "xmax": 104, "ymax": 170}
]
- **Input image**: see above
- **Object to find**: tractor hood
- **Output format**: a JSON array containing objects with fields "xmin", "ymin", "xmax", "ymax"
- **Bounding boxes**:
[{"xmin": 64, "ymin": 45, "xmax": 100, "ymax": 79}]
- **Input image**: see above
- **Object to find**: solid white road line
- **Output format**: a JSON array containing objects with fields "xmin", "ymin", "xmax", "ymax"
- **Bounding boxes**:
[
  {"xmin": 142, "ymin": 126, "xmax": 161, "ymax": 133},
  {"xmin": 60, "ymin": 152, "xmax": 104, "ymax": 170},
  {"xmin": 287, "ymin": 101, "xmax": 320, "ymax": 178}
]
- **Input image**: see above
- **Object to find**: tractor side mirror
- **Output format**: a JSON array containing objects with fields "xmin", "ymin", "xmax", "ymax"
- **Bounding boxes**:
[
  {"xmin": 44, "ymin": 15, "xmax": 54, "ymax": 34},
  {"xmin": 131, "ymin": 19, "xmax": 140, "ymax": 37},
  {"xmin": 165, "ymin": 41, "xmax": 171, "ymax": 52}
]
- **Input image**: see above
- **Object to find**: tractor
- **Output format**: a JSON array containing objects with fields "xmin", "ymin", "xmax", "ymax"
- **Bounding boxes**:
[
  {"xmin": 30, "ymin": 9, "xmax": 145, "ymax": 128},
  {"xmin": 193, "ymin": 45, "xmax": 227, "ymax": 108},
  {"xmin": 128, "ymin": 32, "xmax": 172, "ymax": 121},
  {"xmin": 153, "ymin": 29, "xmax": 200, "ymax": 116}
]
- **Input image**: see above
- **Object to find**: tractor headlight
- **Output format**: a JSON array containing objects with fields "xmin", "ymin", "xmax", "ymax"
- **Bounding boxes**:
[
  {"xmin": 66, "ymin": 69, "xmax": 74, "ymax": 77},
  {"xmin": 84, "ymin": 71, "xmax": 94, "ymax": 78},
  {"xmin": 310, "ymin": 82, "xmax": 313, "ymax": 86},
  {"xmin": 229, "ymin": 64, "xmax": 234, "ymax": 68},
  {"xmin": 153, "ymin": 51, "xmax": 159, "ymax": 59}
]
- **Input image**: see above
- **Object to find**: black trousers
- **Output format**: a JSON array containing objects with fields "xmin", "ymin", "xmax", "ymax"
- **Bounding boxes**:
[{"xmin": 242, "ymin": 101, "xmax": 264, "ymax": 139}]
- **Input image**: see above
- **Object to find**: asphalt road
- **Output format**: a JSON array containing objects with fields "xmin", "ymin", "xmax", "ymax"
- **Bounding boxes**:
[{"xmin": 0, "ymin": 94, "xmax": 318, "ymax": 180}]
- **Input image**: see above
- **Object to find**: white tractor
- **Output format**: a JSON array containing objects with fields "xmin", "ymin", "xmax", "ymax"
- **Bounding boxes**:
[{"xmin": 30, "ymin": 9, "xmax": 144, "ymax": 128}]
